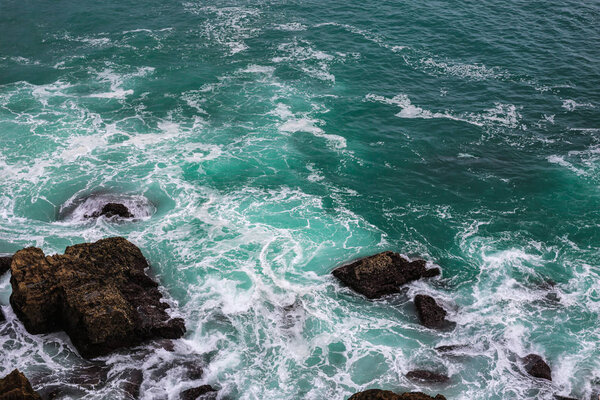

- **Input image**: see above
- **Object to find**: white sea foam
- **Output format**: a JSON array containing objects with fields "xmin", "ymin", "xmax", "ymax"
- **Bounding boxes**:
[{"xmin": 274, "ymin": 22, "xmax": 307, "ymax": 32}]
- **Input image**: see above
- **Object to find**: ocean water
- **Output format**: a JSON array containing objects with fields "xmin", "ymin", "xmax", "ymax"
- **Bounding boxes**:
[{"xmin": 0, "ymin": 0, "xmax": 599, "ymax": 399}]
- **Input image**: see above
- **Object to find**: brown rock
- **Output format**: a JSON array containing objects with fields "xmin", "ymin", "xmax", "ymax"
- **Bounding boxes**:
[
  {"xmin": 406, "ymin": 370, "xmax": 450, "ymax": 383},
  {"xmin": 348, "ymin": 389, "xmax": 446, "ymax": 400},
  {"xmin": 523, "ymin": 353, "xmax": 552, "ymax": 381},
  {"xmin": 332, "ymin": 252, "xmax": 440, "ymax": 299},
  {"xmin": 9, "ymin": 237, "xmax": 185, "ymax": 358},
  {"xmin": 0, "ymin": 369, "xmax": 42, "ymax": 400},
  {"xmin": 0, "ymin": 256, "xmax": 11, "ymax": 275},
  {"xmin": 414, "ymin": 295, "xmax": 449, "ymax": 329},
  {"xmin": 180, "ymin": 385, "xmax": 217, "ymax": 400}
]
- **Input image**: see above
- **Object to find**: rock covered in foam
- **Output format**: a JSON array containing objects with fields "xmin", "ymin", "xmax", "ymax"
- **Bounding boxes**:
[
  {"xmin": 0, "ymin": 369, "xmax": 41, "ymax": 400},
  {"xmin": 9, "ymin": 237, "xmax": 185, "ymax": 358},
  {"xmin": 348, "ymin": 389, "xmax": 447, "ymax": 400},
  {"xmin": 522, "ymin": 353, "xmax": 552, "ymax": 381},
  {"xmin": 414, "ymin": 295, "xmax": 450, "ymax": 329},
  {"xmin": 332, "ymin": 251, "xmax": 440, "ymax": 299},
  {"xmin": 85, "ymin": 202, "xmax": 133, "ymax": 219}
]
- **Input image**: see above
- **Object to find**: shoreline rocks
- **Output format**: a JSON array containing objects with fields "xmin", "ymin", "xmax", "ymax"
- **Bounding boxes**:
[
  {"xmin": 414, "ymin": 295, "xmax": 450, "ymax": 329},
  {"xmin": 332, "ymin": 251, "xmax": 440, "ymax": 299},
  {"xmin": 522, "ymin": 354, "xmax": 552, "ymax": 381},
  {"xmin": 0, "ymin": 369, "xmax": 41, "ymax": 400},
  {"xmin": 348, "ymin": 389, "xmax": 447, "ymax": 400},
  {"xmin": 9, "ymin": 237, "xmax": 185, "ymax": 358}
]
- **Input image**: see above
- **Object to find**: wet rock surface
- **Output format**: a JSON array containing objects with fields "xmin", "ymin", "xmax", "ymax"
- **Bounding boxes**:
[
  {"xmin": 85, "ymin": 202, "xmax": 133, "ymax": 219},
  {"xmin": 0, "ymin": 256, "xmax": 11, "ymax": 275},
  {"xmin": 522, "ymin": 353, "xmax": 552, "ymax": 381},
  {"xmin": 348, "ymin": 389, "xmax": 447, "ymax": 400},
  {"xmin": 0, "ymin": 369, "xmax": 42, "ymax": 400},
  {"xmin": 180, "ymin": 385, "xmax": 218, "ymax": 400},
  {"xmin": 9, "ymin": 237, "xmax": 185, "ymax": 358},
  {"xmin": 332, "ymin": 251, "xmax": 440, "ymax": 299},
  {"xmin": 406, "ymin": 370, "xmax": 450, "ymax": 383},
  {"xmin": 414, "ymin": 295, "xmax": 450, "ymax": 329}
]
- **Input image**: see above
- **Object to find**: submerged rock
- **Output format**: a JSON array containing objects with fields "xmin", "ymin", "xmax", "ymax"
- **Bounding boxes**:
[
  {"xmin": 554, "ymin": 395, "xmax": 578, "ymax": 400},
  {"xmin": 85, "ymin": 202, "xmax": 133, "ymax": 219},
  {"xmin": 348, "ymin": 389, "xmax": 446, "ymax": 400},
  {"xmin": 522, "ymin": 353, "xmax": 552, "ymax": 381},
  {"xmin": 406, "ymin": 370, "xmax": 450, "ymax": 383},
  {"xmin": 0, "ymin": 369, "xmax": 42, "ymax": 400},
  {"xmin": 0, "ymin": 256, "xmax": 11, "ymax": 275},
  {"xmin": 332, "ymin": 251, "xmax": 440, "ymax": 299},
  {"xmin": 434, "ymin": 344, "xmax": 468, "ymax": 353},
  {"xmin": 180, "ymin": 385, "xmax": 217, "ymax": 400},
  {"xmin": 9, "ymin": 237, "xmax": 185, "ymax": 358},
  {"xmin": 414, "ymin": 295, "xmax": 450, "ymax": 329}
]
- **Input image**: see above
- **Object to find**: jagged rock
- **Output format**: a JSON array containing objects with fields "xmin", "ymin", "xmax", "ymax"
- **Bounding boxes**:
[
  {"xmin": 406, "ymin": 370, "xmax": 450, "ymax": 383},
  {"xmin": 348, "ymin": 389, "xmax": 447, "ymax": 400},
  {"xmin": 0, "ymin": 256, "xmax": 11, "ymax": 275},
  {"xmin": 414, "ymin": 295, "xmax": 449, "ymax": 329},
  {"xmin": 0, "ymin": 369, "xmax": 42, "ymax": 400},
  {"xmin": 554, "ymin": 395, "xmax": 578, "ymax": 400},
  {"xmin": 0, "ymin": 310, "xmax": 4, "ymax": 323},
  {"xmin": 180, "ymin": 385, "xmax": 217, "ymax": 400},
  {"xmin": 522, "ymin": 354, "xmax": 552, "ymax": 381},
  {"xmin": 85, "ymin": 203, "xmax": 133, "ymax": 219},
  {"xmin": 9, "ymin": 237, "xmax": 185, "ymax": 358},
  {"xmin": 332, "ymin": 251, "xmax": 440, "ymax": 299}
]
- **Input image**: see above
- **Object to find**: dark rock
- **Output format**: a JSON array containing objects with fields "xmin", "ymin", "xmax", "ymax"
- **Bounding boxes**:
[
  {"xmin": 0, "ymin": 369, "xmax": 42, "ymax": 400},
  {"xmin": 406, "ymin": 370, "xmax": 450, "ymax": 383},
  {"xmin": 180, "ymin": 385, "xmax": 217, "ymax": 400},
  {"xmin": 0, "ymin": 309, "xmax": 4, "ymax": 323},
  {"xmin": 0, "ymin": 256, "xmax": 11, "ymax": 275},
  {"xmin": 414, "ymin": 295, "xmax": 449, "ymax": 329},
  {"xmin": 120, "ymin": 369, "xmax": 143, "ymax": 400},
  {"xmin": 85, "ymin": 203, "xmax": 133, "ymax": 219},
  {"xmin": 332, "ymin": 251, "xmax": 440, "ymax": 299},
  {"xmin": 554, "ymin": 395, "xmax": 578, "ymax": 400},
  {"xmin": 348, "ymin": 389, "xmax": 447, "ymax": 400},
  {"xmin": 435, "ymin": 344, "xmax": 468, "ymax": 353},
  {"xmin": 522, "ymin": 354, "xmax": 552, "ymax": 381},
  {"xmin": 9, "ymin": 237, "xmax": 185, "ymax": 358}
]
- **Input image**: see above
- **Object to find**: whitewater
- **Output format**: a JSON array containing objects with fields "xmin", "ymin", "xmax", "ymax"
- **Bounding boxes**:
[{"xmin": 1, "ymin": 0, "xmax": 599, "ymax": 399}]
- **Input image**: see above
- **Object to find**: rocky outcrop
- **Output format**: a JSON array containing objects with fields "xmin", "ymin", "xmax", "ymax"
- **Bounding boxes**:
[
  {"xmin": 348, "ymin": 389, "xmax": 446, "ymax": 400},
  {"xmin": 180, "ymin": 385, "xmax": 218, "ymax": 400},
  {"xmin": 554, "ymin": 395, "xmax": 578, "ymax": 400},
  {"xmin": 414, "ymin": 295, "xmax": 450, "ymax": 329},
  {"xmin": 0, "ymin": 256, "xmax": 11, "ymax": 275},
  {"xmin": 522, "ymin": 354, "xmax": 551, "ymax": 381},
  {"xmin": 10, "ymin": 237, "xmax": 185, "ymax": 358},
  {"xmin": 85, "ymin": 203, "xmax": 133, "ymax": 219},
  {"xmin": 332, "ymin": 252, "xmax": 440, "ymax": 299},
  {"xmin": 406, "ymin": 370, "xmax": 450, "ymax": 383},
  {"xmin": 0, "ymin": 369, "xmax": 42, "ymax": 400}
]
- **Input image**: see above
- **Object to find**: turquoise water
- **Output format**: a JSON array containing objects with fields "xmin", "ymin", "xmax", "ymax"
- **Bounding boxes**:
[{"xmin": 1, "ymin": 1, "xmax": 599, "ymax": 399}]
